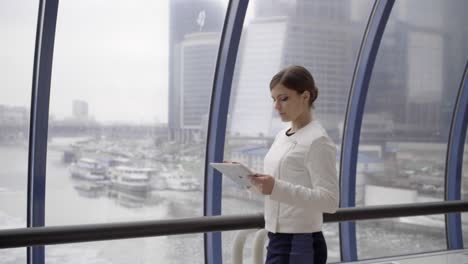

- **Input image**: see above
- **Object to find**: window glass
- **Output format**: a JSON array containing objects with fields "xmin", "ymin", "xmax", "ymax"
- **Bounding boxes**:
[
  {"xmin": 0, "ymin": 0, "xmax": 38, "ymax": 262},
  {"xmin": 222, "ymin": 1, "xmax": 373, "ymax": 263},
  {"xmin": 356, "ymin": 0, "xmax": 468, "ymax": 258},
  {"xmin": 45, "ymin": 0, "xmax": 227, "ymax": 263}
]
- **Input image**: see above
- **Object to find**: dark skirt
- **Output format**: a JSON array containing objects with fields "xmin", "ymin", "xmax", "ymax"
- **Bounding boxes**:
[{"xmin": 265, "ymin": 231, "xmax": 327, "ymax": 264}]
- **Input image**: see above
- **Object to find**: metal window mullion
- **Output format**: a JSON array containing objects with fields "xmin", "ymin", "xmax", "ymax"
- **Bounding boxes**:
[
  {"xmin": 445, "ymin": 61, "xmax": 468, "ymax": 249},
  {"xmin": 27, "ymin": 0, "xmax": 59, "ymax": 264},
  {"xmin": 339, "ymin": 0, "xmax": 394, "ymax": 262},
  {"xmin": 203, "ymin": 0, "xmax": 248, "ymax": 264}
]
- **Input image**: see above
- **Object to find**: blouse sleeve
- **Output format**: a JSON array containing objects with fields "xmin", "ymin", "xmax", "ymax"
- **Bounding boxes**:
[{"xmin": 269, "ymin": 136, "xmax": 340, "ymax": 213}]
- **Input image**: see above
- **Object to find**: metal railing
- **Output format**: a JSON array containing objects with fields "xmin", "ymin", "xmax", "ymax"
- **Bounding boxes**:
[{"xmin": 0, "ymin": 200, "xmax": 466, "ymax": 249}]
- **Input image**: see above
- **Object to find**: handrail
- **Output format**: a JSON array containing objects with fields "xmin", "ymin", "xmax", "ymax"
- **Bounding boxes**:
[
  {"xmin": 0, "ymin": 200, "xmax": 466, "ymax": 249},
  {"xmin": 323, "ymin": 200, "xmax": 467, "ymax": 222}
]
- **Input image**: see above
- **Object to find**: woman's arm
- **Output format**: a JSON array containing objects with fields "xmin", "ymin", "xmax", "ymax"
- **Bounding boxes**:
[{"xmin": 252, "ymin": 137, "xmax": 339, "ymax": 213}]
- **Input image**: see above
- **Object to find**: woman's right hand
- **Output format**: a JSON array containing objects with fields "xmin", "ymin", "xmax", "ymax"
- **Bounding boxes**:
[{"xmin": 249, "ymin": 173, "xmax": 275, "ymax": 195}]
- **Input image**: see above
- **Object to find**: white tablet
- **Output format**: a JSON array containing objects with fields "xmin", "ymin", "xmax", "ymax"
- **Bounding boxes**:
[{"xmin": 210, "ymin": 162, "xmax": 255, "ymax": 189}]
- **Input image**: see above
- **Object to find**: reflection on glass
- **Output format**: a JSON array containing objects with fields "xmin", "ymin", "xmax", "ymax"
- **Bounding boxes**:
[
  {"xmin": 223, "ymin": 0, "xmax": 372, "ymax": 263},
  {"xmin": 357, "ymin": 0, "xmax": 468, "ymax": 259}
]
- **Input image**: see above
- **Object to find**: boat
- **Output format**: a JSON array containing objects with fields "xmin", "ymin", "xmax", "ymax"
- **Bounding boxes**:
[
  {"xmin": 108, "ymin": 166, "xmax": 154, "ymax": 192},
  {"xmin": 69, "ymin": 158, "xmax": 108, "ymax": 181},
  {"xmin": 107, "ymin": 189, "xmax": 147, "ymax": 208},
  {"xmin": 160, "ymin": 168, "xmax": 200, "ymax": 191},
  {"xmin": 72, "ymin": 179, "xmax": 106, "ymax": 198}
]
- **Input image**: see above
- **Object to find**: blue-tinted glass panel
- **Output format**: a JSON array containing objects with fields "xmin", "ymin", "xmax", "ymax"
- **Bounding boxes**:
[{"xmin": 357, "ymin": 0, "xmax": 468, "ymax": 258}]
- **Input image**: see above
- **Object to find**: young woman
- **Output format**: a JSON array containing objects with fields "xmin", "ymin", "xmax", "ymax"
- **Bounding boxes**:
[{"xmin": 249, "ymin": 65, "xmax": 339, "ymax": 264}]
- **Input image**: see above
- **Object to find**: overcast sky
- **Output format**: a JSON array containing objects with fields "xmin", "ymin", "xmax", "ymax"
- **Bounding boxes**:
[{"xmin": 1, "ymin": 0, "xmax": 171, "ymax": 124}]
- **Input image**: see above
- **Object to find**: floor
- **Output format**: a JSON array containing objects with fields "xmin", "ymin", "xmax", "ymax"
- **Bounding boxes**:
[{"xmin": 344, "ymin": 249, "xmax": 468, "ymax": 264}]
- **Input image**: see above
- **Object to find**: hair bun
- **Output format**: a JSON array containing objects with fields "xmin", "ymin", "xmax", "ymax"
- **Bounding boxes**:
[{"xmin": 310, "ymin": 86, "xmax": 318, "ymax": 105}]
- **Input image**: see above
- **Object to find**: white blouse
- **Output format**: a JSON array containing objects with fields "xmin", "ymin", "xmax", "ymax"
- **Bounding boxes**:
[{"xmin": 263, "ymin": 120, "xmax": 339, "ymax": 233}]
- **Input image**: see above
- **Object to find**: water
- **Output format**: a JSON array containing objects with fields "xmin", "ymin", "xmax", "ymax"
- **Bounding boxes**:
[{"xmin": 0, "ymin": 141, "xmax": 262, "ymax": 264}]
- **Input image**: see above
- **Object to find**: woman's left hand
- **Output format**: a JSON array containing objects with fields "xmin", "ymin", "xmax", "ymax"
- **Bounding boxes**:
[{"xmin": 249, "ymin": 174, "xmax": 275, "ymax": 195}]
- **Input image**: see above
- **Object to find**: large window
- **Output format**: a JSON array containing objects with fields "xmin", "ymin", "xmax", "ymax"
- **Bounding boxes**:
[
  {"xmin": 356, "ymin": 0, "xmax": 468, "ymax": 258},
  {"xmin": 44, "ymin": 0, "xmax": 227, "ymax": 263},
  {"xmin": 0, "ymin": 0, "xmax": 38, "ymax": 263},
  {"xmin": 222, "ymin": 0, "xmax": 373, "ymax": 262},
  {"xmin": 2, "ymin": 1, "xmax": 468, "ymax": 263}
]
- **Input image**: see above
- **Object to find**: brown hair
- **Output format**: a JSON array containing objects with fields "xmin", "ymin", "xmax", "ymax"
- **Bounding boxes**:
[{"xmin": 269, "ymin": 65, "xmax": 318, "ymax": 108}]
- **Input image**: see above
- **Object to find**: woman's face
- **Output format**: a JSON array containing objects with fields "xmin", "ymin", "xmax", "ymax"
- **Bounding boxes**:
[{"xmin": 271, "ymin": 83, "xmax": 310, "ymax": 122}]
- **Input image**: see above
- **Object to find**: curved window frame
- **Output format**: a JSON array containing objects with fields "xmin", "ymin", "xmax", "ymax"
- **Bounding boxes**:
[
  {"xmin": 203, "ymin": 0, "xmax": 249, "ymax": 263},
  {"xmin": 445, "ymin": 61, "xmax": 468, "ymax": 250},
  {"xmin": 338, "ymin": 1, "xmax": 394, "ymax": 261},
  {"xmin": 27, "ymin": 0, "xmax": 59, "ymax": 263}
]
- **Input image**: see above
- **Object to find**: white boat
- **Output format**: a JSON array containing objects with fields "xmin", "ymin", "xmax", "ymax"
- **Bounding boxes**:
[
  {"xmin": 72, "ymin": 180, "xmax": 106, "ymax": 198},
  {"xmin": 107, "ymin": 189, "xmax": 147, "ymax": 208},
  {"xmin": 69, "ymin": 158, "xmax": 108, "ymax": 181},
  {"xmin": 108, "ymin": 166, "xmax": 154, "ymax": 192},
  {"xmin": 160, "ymin": 169, "xmax": 200, "ymax": 191}
]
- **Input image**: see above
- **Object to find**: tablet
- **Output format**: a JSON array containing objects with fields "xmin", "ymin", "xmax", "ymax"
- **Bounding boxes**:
[{"xmin": 210, "ymin": 162, "xmax": 255, "ymax": 189}]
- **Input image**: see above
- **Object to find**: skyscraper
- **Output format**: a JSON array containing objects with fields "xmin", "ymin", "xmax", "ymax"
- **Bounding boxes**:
[
  {"xmin": 229, "ymin": 16, "xmax": 289, "ymax": 137},
  {"xmin": 282, "ymin": 1, "xmax": 353, "ymax": 131},
  {"xmin": 230, "ymin": 0, "xmax": 355, "ymax": 137},
  {"xmin": 168, "ymin": 0, "xmax": 225, "ymax": 142},
  {"xmin": 179, "ymin": 32, "xmax": 220, "ymax": 141},
  {"xmin": 366, "ymin": 1, "xmax": 464, "ymax": 141}
]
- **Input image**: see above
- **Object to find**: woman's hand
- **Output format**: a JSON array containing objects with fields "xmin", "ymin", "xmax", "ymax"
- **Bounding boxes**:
[{"xmin": 249, "ymin": 174, "xmax": 275, "ymax": 195}]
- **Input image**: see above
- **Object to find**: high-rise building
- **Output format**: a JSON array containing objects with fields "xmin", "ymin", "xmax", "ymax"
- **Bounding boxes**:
[
  {"xmin": 229, "ymin": 16, "xmax": 289, "ymax": 137},
  {"xmin": 366, "ymin": 1, "xmax": 462, "ymax": 141},
  {"xmin": 178, "ymin": 32, "xmax": 220, "ymax": 141},
  {"xmin": 230, "ymin": 0, "xmax": 355, "ymax": 137},
  {"xmin": 168, "ymin": 0, "xmax": 225, "ymax": 142},
  {"xmin": 282, "ymin": 1, "xmax": 353, "ymax": 131}
]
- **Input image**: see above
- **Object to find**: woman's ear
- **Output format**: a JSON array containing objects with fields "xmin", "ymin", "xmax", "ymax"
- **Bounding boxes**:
[{"xmin": 303, "ymin": 91, "xmax": 310, "ymax": 101}]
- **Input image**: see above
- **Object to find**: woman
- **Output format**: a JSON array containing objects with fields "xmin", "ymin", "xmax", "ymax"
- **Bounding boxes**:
[{"xmin": 249, "ymin": 65, "xmax": 339, "ymax": 264}]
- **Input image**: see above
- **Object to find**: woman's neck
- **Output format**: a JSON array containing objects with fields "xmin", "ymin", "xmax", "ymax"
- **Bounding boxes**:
[{"xmin": 291, "ymin": 112, "xmax": 313, "ymax": 133}]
